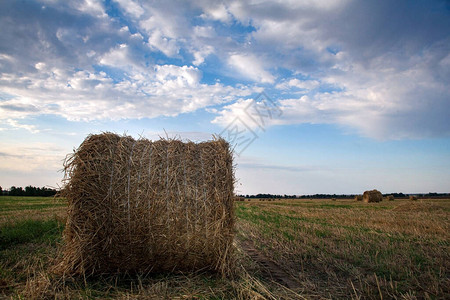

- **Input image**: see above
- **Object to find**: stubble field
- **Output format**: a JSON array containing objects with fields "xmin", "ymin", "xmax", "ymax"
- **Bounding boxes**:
[{"xmin": 0, "ymin": 196, "xmax": 449, "ymax": 299}]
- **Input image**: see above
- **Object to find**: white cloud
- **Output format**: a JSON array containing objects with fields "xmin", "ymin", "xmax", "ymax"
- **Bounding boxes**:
[
  {"xmin": 214, "ymin": 43, "xmax": 450, "ymax": 140},
  {"xmin": 211, "ymin": 94, "xmax": 282, "ymax": 131},
  {"xmin": 193, "ymin": 26, "xmax": 215, "ymax": 38},
  {"xmin": 228, "ymin": 53, "xmax": 275, "ymax": 83},
  {"xmin": 34, "ymin": 62, "xmax": 46, "ymax": 70},
  {"xmin": 192, "ymin": 45, "xmax": 214, "ymax": 65},
  {"xmin": 0, "ymin": 62, "xmax": 254, "ymax": 122},
  {"xmin": 147, "ymin": 29, "xmax": 179, "ymax": 57},
  {"xmin": 113, "ymin": 0, "xmax": 144, "ymax": 18},
  {"xmin": 201, "ymin": 3, "xmax": 231, "ymax": 22},
  {"xmin": 212, "ymin": 98, "xmax": 254, "ymax": 127},
  {"xmin": 5, "ymin": 119, "xmax": 40, "ymax": 134},
  {"xmin": 73, "ymin": 0, "xmax": 106, "ymax": 17},
  {"xmin": 99, "ymin": 44, "xmax": 135, "ymax": 69},
  {"xmin": 139, "ymin": 10, "xmax": 182, "ymax": 39},
  {"xmin": 214, "ymin": 0, "xmax": 450, "ymax": 139},
  {"xmin": 276, "ymin": 78, "xmax": 320, "ymax": 91},
  {"xmin": 0, "ymin": 142, "xmax": 66, "ymax": 172},
  {"xmin": 1, "ymin": 0, "xmax": 449, "ymax": 141},
  {"xmin": 155, "ymin": 65, "xmax": 201, "ymax": 86}
]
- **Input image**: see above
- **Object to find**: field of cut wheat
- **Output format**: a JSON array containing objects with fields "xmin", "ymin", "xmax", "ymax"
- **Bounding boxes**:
[{"xmin": 1, "ymin": 196, "xmax": 449, "ymax": 299}]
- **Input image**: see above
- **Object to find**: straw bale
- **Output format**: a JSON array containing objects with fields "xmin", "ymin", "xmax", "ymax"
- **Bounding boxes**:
[
  {"xmin": 362, "ymin": 189, "xmax": 383, "ymax": 203},
  {"xmin": 386, "ymin": 195, "xmax": 395, "ymax": 201},
  {"xmin": 58, "ymin": 133, "xmax": 234, "ymax": 276},
  {"xmin": 354, "ymin": 195, "xmax": 363, "ymax": 201},
  {"xmin": 409, "ymin": 195, "xmax": 418, "ymax": 201}
]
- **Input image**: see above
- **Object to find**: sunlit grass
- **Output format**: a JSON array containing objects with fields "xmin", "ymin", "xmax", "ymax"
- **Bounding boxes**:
[
  {"xmin": 236, "ymin": 198, "xmax": 450, "ymax": 298},
  {"xmin": 1, "ymin": 196, "xmax": 448, "ymax": 299}
]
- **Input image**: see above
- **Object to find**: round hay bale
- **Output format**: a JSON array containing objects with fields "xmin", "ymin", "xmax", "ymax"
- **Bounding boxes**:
[
  {"xmin": 331, "ymin": 198, "xmax": 337, "ymax": 201},
  {"xmin": 354, "ymin": 195, "xmax": 363, "ymax": 201},
  {"xmin": 362, "ymin": 189, "xmax": 383, "ymax": 203},
  {"xmin": 409, "ymin": 195, "xmax": 418, "ymax": 201},
  {"xmin": 386, "ymin": 195, "xmax": 395, "ymax": 201},
  {"xmin": 58, "ymin": 133, "xmax": 234, "ymax": 276}
]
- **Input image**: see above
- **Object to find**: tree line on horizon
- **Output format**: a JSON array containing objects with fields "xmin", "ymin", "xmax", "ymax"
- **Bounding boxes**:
[
  {"xmin": 1, "ymin": 186, "xmax": 448, "ymax": 199},
  {"xmin": 238, "ymin": 192, "xmax": 450, "ymax": 199},
  {"xmin": 0, "ymin": 185, "xmax": 58, "ymax": 197}
]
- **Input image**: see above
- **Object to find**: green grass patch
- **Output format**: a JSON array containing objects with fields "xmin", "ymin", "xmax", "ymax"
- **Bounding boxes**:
[
  {"xmin": 316, "ymin": 203, "xmax": 353, "ymax": 209},
  {"xmin": 0, "ymin": 218, "xmax": 64, "ymax": 250},
  {"xmin": 1, "ymin": 203, "xmax": 67, "ymax": 212},
  {"xmin": 0, "ymin": 196, "xmax": 66, "ymax": 214}
]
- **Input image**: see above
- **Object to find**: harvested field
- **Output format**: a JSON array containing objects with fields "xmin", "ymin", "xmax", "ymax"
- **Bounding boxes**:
[{"xmin": 1, "ymin": 196, "xmax": 449, "ymax": 299}]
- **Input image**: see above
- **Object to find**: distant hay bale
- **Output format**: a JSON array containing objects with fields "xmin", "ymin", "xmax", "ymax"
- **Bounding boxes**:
[
  {"xmin": 331, "ymin": 198, "xmax": 337, "ymax": 201},
  {"xmin": 386, "ymin": 195, "xmax": 395, "ymax": 201},
  {"xmin": 58, "ymin": 133, "xmax": 235, "ymax": 276},
  {"xmin": 362, "ymin": 189, "xmax": 383, "ymax": 203},
  {"xmin": 409, "ymin": 195, "xmax": 418, "ymax": 201},
  {"xmin": 354, "ymin": 195, "xmax": 363, "ymax": 201}
]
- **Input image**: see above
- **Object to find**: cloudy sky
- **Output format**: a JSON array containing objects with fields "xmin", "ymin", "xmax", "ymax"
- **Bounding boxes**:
[{"xmin": 1, "ymin": 0, "xmax": 449, "ymax": 194}]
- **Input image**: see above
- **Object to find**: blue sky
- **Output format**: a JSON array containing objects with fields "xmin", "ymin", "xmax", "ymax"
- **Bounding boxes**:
[{"xmin": 0, "ymin": 0, "xmax": 449, "ymax": 194}]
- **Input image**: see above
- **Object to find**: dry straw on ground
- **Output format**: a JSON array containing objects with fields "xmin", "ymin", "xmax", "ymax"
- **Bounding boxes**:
[
  {"xmin": 57, "ymin": 133, "xmax": 235, "ymax": 277},
  {"xmin": 362, "ymin": 189, "xmax": 383, "ymax": 203},
  {"xmin": 354, "ymin": 195, "xmax": 363, "ymax": 201}
]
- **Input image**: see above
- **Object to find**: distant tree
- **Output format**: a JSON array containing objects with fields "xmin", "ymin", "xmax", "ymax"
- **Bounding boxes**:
[
  {"xmin": 10, "ymin": 186, "xmax": 25, "ymax": 196},
  {"xmin": 40, "ymin": 187, "xmax": 57, "ymax": 197},
  {"xmin": 5, "ymin": 185, "xmax": 57, "ymax": 197},
  {"xmin": 25, "ymin": 185, "xmax": 37, "ymax": 196},
  {"xmin": 0, "ymin": 186, "xmax": 2, "ymax": 195},
  {"xmin": 9, "ymin": 186, "xmax": 16, "ymax": 196}
]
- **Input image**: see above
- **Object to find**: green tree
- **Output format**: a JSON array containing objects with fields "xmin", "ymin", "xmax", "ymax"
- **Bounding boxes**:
[
  {"xmin": 25, "ymin": 185, "xmax": 36, "ymax": 196},
  {"xmin": 9, "ymin": 186, "xmax": 25, "ymax": 196}
]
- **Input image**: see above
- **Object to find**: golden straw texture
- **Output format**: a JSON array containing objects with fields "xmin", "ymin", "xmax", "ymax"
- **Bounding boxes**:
[
  {"xmin": 354, "ymin": 195, "xmax": 363, "ymax": 201},
  {"xmin": 362, "ymin": 189, "xmax": 383, "ymax": 203},
  {"xmin": 58, "ymin": 133, "xmax": 235, "ymax": 276}
]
